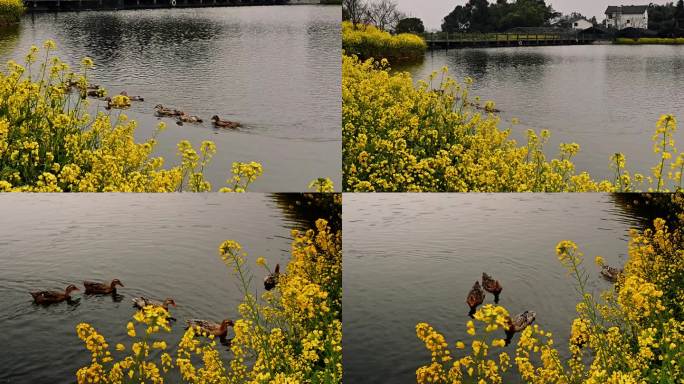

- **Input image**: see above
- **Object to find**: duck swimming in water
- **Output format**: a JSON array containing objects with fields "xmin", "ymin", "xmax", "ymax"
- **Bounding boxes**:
[
  {"xmin": 185, "ymin": 319, "xmax": 234, "ymax": 344},
  {"xmin": 211, "ymin": 115, "xmax": 241, "ymax": 129},
  {"xmin": 30, "ymin": 284, "xmax": 79, "ymax": 304},
  {"xmin": 601, "ymin": 265, "xmax": 623, "ymax": 283},
  {"xmin": 482, "ymin": 273, "xmax": 503, "ymax": 303},
  {"xmin": 176, "ymin": 113, "xmax": 203, "ymax": 126},
  {"xmin": 119, "ymin": 91, "xmax": 144, "ymax": 102},
  {"xmin": 83, "ymin": 279, "xmax": 124, "ymax": 295},
  {"xmin": 466, "ymin": 281, "xmax": 485, "ymax": 318},
  {"xmin": 505, "ymin": 311, "xmax": 536, "ymax": 346},
  {"xmin": 132, "ymin": 297, "xmax": 177, "ymax": 311},
  {"xmin": 154, "ymin": 104, "xmax": 183, "ymax": 117},
  {"xmin": 264, "ymin": 264, "xmax": 280, "ymax": 291}
]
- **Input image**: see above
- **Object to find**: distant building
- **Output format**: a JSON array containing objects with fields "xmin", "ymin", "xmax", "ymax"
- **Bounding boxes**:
[
  {"xmin": 604, "ymin": 5, "xmax": 649, "ymax": 30},
  {"xmin": 570, "ymin": 17, "xmax": 594, "ymax": 30}
]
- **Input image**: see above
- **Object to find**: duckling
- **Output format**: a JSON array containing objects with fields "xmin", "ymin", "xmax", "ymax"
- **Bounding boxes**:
[
  {"xmin": 154, "ymin": 104, "xmax": 183, "ymax": 117},
  {"xmin": 118, "ymin": 91, "xmax": 144, "ymax": 102},
  {"xmin": 86, "ymin": 88, "xmax": 106, "ymax": 98},
  {"xmin": 83, "ymin": 279, "xmax": 124, "ymax": 295},
  {"xmin": 505, "ymin": 311, "xmax": 536, "ymax": 346},
  {"xmin": 176, "ymin": 113, "xmax": 203, "ymax": 126},
  {"xmin": 30, "ymin": 284, "xmax": 79, "ymax": 304},
  {"xmin": 466, "ymin": 281, "xmax": 485, "ymax": 318},
  {"xmin": 185, "ymin": 319, "xmax": 234, "ymax": 344},
  {"xmin": 600, "ymin": 266, "xmax": 623, "ymax": 283},
  {"xmin": 482, "ymin": 273, "xmax": 503, "ymax": 303},
  {"xmin": 132, "ymin": 297, "xmax": 177, "ymax": 311},
  {"xmin": 264, "ymin": 264, "xmax": 280, "ymax": 291},
  {"xmin": 211, "ymin": 115, "xmax": 241, "ymax": 129},
  {"xmin": 104, "ymin": 96, "xmax": 132, "ymax": 110}
]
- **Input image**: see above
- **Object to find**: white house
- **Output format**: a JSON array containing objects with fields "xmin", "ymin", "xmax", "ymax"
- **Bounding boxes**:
[
  {"xmin": 604, "ymin": 5, "xmax": 649, "ymax": 30},
  {"xmin": 570, "ymin": 18, "xmax": 593, "ymax": 30}
]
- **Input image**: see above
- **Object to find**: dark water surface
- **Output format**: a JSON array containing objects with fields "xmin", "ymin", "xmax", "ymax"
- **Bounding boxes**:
[
  {"xmin": 0, "ymin": 194, "xmax": 308, "ymax": 383},
  {"xmin": 343, "ymin": 194, "xmax": 650, "ymax": 384},
  {"xmin": 398, "ymin": 45, "xmax": 684, "ymax": 183},
  {"xmin": 0, "ymin": 5, "xmax": 341, "ymax": 191}
]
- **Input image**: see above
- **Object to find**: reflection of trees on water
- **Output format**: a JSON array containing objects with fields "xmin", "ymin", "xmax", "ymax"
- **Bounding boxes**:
[
  {"xmin": 271, "ymin": 193, "xmax": 341, "ymax": 232},
  {"xmin": 611, "ymin": 192, "xmax": 684, "ymax": 228},
  {"xmin": 0, "ymin": 24, "xmax": 21, "ymax": 57},
  {"xmin": 45, "ymin": 12, "xmax": 228, "ymax": 74}
]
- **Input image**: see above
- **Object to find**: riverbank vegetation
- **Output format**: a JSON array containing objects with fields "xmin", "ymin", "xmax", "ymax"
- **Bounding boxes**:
[
  {"xmin": 75, "ymin": 207, "xmax": 342, "ymax": 383},
  {"xmin": 0, "ymin": 42, "xmax": 265, "ymax": 192},
  {"xmin": 342, "ymin": 54, "xmax": 684, "ymax": 192},
  {"xmin": 616, "ymin": 37, "xmax": 684, "ymax": 44},
  {"xmin": 342, "ymin": 21, "xmax": 426, "ymax": 62},
  {"xmin": 416, "ymin": 193, "xmax": 684, "ymax": 383},
  {"xmin": 0, "ymin": 0, "xmax": 24, "ymax": 26}
]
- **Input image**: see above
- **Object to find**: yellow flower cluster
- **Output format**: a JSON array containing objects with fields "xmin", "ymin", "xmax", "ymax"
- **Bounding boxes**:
[
  {"xmin": 342, "ymin": 21, "xmax": 427, "ymax": 62},
  {"xmin": 76, "ymin": 305, "xmax": 173, "ymax": 383},
  {"xmin": 0, "ymin": 0, "xmax": 24, "ymax": 24},
  {"xmin": 75, "ymin": 211, "xmax": 342, "ymax": 383},
  {"xmin": 0, "ymin": 43, "xmax": 262, "ymax": 192},
  {"xmin": 218, "ymin": 218, "xmax": 342, "ymax": 383},
  {"xmin": 416, "ymin": 202, "xmax": 684, "ymax": 383},
  {"xmin": 343, "ymin": 54, "xmax": 684, "ymax": 192}
]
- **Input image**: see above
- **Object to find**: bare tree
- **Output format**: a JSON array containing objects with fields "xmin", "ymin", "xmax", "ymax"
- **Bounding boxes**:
[
  {"xmin": 364, "ymin": 0, "xmax": 406, "ymax": 31},
  {"xmin": 343, "ymin": 0, "xmax": 368, "ymax": 25}
]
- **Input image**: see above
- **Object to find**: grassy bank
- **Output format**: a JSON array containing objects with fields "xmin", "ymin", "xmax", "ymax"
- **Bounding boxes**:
[
  {"xmin": 342, "ymin": 54, "xmax": 684, "ymax": 192},
  {"xmin": 342, "ymin": 21, "xmax": 426, "ymax": 62},
  {"xmin": 616, "ymin": 37, "xmax": 684, "ymax": 45},
  {"xmin": 416, "ymin": 193, "xmax": 684, "ymax": 383},
  {"xmin": 0, "ymin": 0, "xmax": 24, "ymax": 26},
  {"xmin": 76, "ymin": 203, "xmax": 343, "ymax": 383}
]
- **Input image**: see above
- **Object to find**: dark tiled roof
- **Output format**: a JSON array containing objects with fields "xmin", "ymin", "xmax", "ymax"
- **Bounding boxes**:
[{"xmin": 605, "ymin": 5, "xmax": 649, "ymax": 15}]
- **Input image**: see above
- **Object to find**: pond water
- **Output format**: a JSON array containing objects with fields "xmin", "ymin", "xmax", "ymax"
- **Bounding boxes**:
[
  {"xmin": 398, "ymin": 45, "xmax": 684, "ymax": 183},
  {"xmin": 0, "ymin": 194, "xmax": 310, "ymax": 383},
  {"xmin": 343, "ymin": 193, "xmax": 656, "ymax": 383},
  {"xmin": 0, "ymin": 5, "xmax": 341, "ymax": 192}
]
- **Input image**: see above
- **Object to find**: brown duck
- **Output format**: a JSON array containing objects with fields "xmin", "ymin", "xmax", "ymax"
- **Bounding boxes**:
[
  {"xmin": 119, "ymin": 91, "xmax": 144, "ymax": 102},
  {"xmin": 132, "ymin": 297, "xmax": 177, "ymax": 311},
  {"xmin": 185, "ymin": 319, "xmax": 234, "ymax": 344},
  {"xmin": 466, "ymin": 281, "xmax": 485, "ymax": 318},
  {"xmin": 505, "ymin": 311, "xmax": 536, "ymax": 346},
  {"xmin": 482, "ymin": 273, "xmax": 503, "ymax": 303},
  {"xmin": 83, "ymin": 279, "xmax": 124, "ymax": 295},
  {"xmin": 211, "ymin": 115, "xmax": 241, "ymax": 129},
  {"xmin": 30, "ymin": 285, "xmax": 79, "ymax": 304},
  {"xmin": 264, "ymin": 264, "xmax": 280, "ymax": 291},
  {"xmin": 601, "ymin": 266, "xmax": 623, "ymax": 283},
  {"xmin": 176, "ymin": 113, "xmax": 203, "ymax": 126},
  {"xmin": 154, "ymin": 104, "xmax": 183, "ymax": 117}
]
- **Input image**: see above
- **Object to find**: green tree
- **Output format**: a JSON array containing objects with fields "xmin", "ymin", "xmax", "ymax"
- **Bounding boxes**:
[{"xmin": 395, "ymin": 17, "xmax": 425, "ymax": 34}]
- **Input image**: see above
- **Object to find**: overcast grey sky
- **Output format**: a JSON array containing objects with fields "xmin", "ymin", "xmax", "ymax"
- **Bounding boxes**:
[{"xmin": 389, "ymin": 0, "xmax": 671, "ymax": 30}]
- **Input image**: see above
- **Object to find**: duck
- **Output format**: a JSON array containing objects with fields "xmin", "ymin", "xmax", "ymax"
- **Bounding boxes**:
[
  {"xmin": 86, "ymin": 88, "xmax": 106, "ymax": 98},
  {"xmin": 132, "ymin": 297, "xmax": 177, "ymax": 311},
  {"xmin": 104, "ymin": 96, "xmax": 132, "ymax": 110},
  {"xmin": 482, "ymin": 273, "xmax": 503, "ymax": 303},
  {"xmin": 504, "ymin": 311, "xmax": 536, "ymax": 346},
  {"xmin": 466, "ymin": 281, "xmax": 485, "ymax": 318},
  {"xmin": 83, "ymin": 279, "xmax": 124, "ymax": 295},
  {"xmin": 154, "ymin": 104, "xmax": 183, "ymax": 117},
  {"xmin": 601, "ymin": 266, "xmax": 623, "ymax": 283},
  {"xmin": 176, "ymin": 113, "xmax": 203, "ymax": 126},
  {"xmin": 119, "ymin": 91, "xmax": 144, "ymax": 102},
  {"xmin": 30, "ymin": 284, "xmax": 79, "ymax": 304},
  {"xmin": 264, "ymin": 264, "xmax": 280, "ymax": 291},
  {"xmin": 185, "ymin": 319, "xmax": 234, "ymax": 344},
  {"xmin": 211, "ymin": 115, "xmax": 241, "ymax": 129}
]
